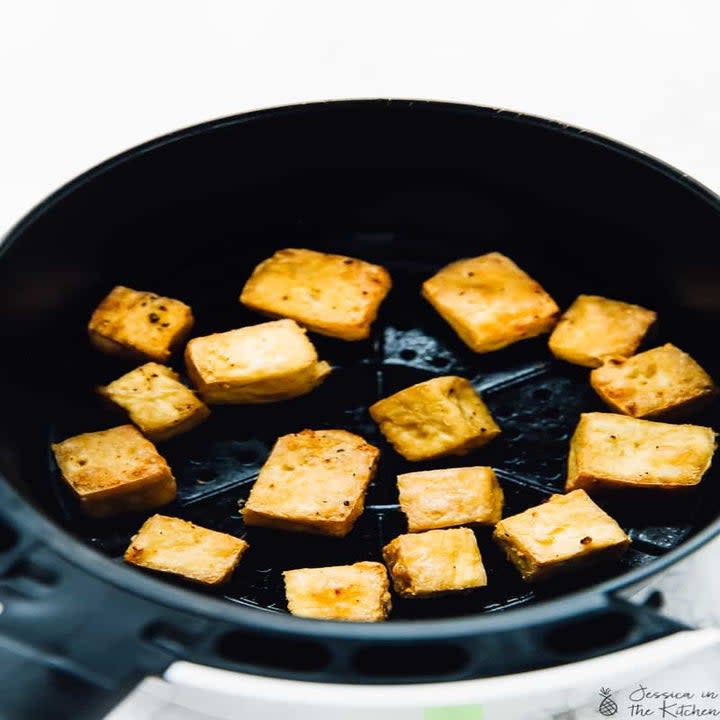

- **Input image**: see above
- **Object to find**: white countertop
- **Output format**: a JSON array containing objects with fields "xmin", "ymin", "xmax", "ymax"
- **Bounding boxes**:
[{"xmin": 2, "ymin": 2, "xmax": 719, "ymax": 717}]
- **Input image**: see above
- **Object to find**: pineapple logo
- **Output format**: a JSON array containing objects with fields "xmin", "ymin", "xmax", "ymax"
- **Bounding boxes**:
[{"xmin": 598, "ymin": 687, "xmax": 618, "ymax": 716}]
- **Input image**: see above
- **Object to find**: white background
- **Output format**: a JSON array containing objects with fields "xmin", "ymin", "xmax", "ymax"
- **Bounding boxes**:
[{"xmin": 2, "ymin": 2, "xmax": 719, "ymax": 718}]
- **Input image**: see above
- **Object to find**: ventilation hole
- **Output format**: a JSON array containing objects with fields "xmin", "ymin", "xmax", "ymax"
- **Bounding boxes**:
[
  {"xmin": 7, "ymin": 560, "xmax": 58, "ymax": 586},
  {"xmin": 0, "ymin": 521, "xmax": 18, "ymax": 553},
  {"xmin": 143, "ymin": 621, "xmax": 195, "ymax": 654},
  {"xmin": 430, "ymin": 356, "xmax": 448, "ymax": 368},
  {"xmin": 543, "ymin": 612, "xmax": 634, "ymax": 656},
  {"xmin": 399, "ymin": 349, "xmax": 417, "ymax": 361},
  {"xmin": 544, "ymin": 407, "xmax": 561, "ymax": 419},
  {"xmin": 216, "ymin": 631, "xmax": 331, "ymax": 672},
  {"xmin": 235, "ymin": 449, "xmax": 260, "ymax": 465},
  {"xmin": 494, "ymin": 405, "xmax": 513, "ymax": 419},
  {"xmin": 353, "ymin": 643, "xmax": 469, "ymax": 678},
  {"xmin": 195, "ymin": 468, "xmax": 215, "ymax": 484},
  {"xmin": 532, "ymin": 388, "xmax": 552, "ymax": 401}
]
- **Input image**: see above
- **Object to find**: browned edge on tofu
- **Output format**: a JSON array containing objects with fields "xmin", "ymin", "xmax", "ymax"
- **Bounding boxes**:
[
  {"xmin": 242, "ymin": 428, "xmax": 380, "ymax": 536},
  {"xmin": 421, "ymin": 251, "xmax": 559, "ymax": 353},
  {"xmin": 88, "ymin": 285, "xmax": 194, "ymax": 363},
  {"xmin": 589, "ymin": 344, "xmax": 718, "ymax": 419},
  {"xmin": 493, "ymin": 489, "xmax": 630, "ymax": 582},
  {"xmin": 50, "ymin": 424, "xmax": 177, "ymax": 517},
  {"xmin": 239, "ymin": 247, "xmax": 392, "ymax": 341},
  {"xmin": 283, "ymin": 561, "xmax": 391, "ymax": 621},
  {"xmin": 124, "ymin": 514, "xmax": 249, "ymax": 585}
]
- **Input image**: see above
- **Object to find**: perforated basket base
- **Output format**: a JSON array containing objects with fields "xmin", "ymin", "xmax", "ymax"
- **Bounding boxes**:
[{"xmin": 44, "ymin": 256, "xmax": 720, "ymax": 620}]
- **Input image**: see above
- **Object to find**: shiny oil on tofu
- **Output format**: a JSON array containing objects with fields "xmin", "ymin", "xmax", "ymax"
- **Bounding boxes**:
[
  {"xmin": 124, "ymin": 515, "xmax": 248, "ymax": 585},
  {"xmin": 567, "ymin": 412, "xmax": 716, "ymax": 491},
  {"xmin": 283, "ymin": 562, "xmax": 391, "ymax": 622},
  {"xmin": 184, "ymin": 319, "xmax": 331, "ymax": 404},
  {"xmin": 382, "ymin": 527, "xmax": 487, "ymax": 598},
  {"xmin": 88, "ymin": 286, "xmax": 194, "ymax": 363},
  {"xmin": 421, "ymin": 252, "xmax": 559, "ymax": 353},
  {"xmin": 242, "ymin": 429, "xmax": 379, "ymax": 536},
  {"xmin": 397, "ymin": 466, "xmax": 503, "ymax": 532},
  {"xmin": 240, "ymin": 248, "xmax": 392, "ymax": 341},
  {"xmin": 548, "ymin": 294, "xmax": 656, "ymax": 368},
  {"xmin": 369, "ymin": 376, "xmax": 500, "ymax": 461},
  {"xmin": 590, "ymin": 344, "xmax": 717, "ymax": 419},
  {"xmin": 51, "ymin": 425, "xmax": 176, "ymax": 517},
  {"xmin": 493, "ymin": 490, "xmax": 630, "ymax": 582},
  {"xmin": 99, "ymin": 363, "xmax": 210, "ymax": 441}
]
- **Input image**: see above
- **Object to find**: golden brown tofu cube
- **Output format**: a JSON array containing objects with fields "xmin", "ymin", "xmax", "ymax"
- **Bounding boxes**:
[
  {"xmin": 493, "ymin": 489, "xmax": 630, "ymax": 582},
  {"xmin": 369, "ymin": 376, "xmax": 501, "ymax": 461},
  {"xmin": 548, "ymin": 294, "xmax": 656, "ymax": 368},
  {"xmin": 422, "ymin": 252, "xmax": 559, "ymax": 353},
  {"xmin": 382, "ymin": 528, "xmax": 486, "ymax": 598},
  {"xmin": 590, "ymin": 344, "xmax": 717, "ymax": 419},
  {"xmin": 184, "ymin": 319, "xmax": 331, "ymax": 404},
  {"xmin": 124, "ymin": 515, "xmax": 248, "ymax": 585},
  {"xmin": 99, "ymin": 363, "xmax": 210, "ymax": 441},
  {"xmin": 567, "ymin": 412, "xmax": 716, "ymax": 492},
  {"xmin": 398, "ymin": 466, "xmax": 504, "ymax": 532},
  {"xmin": 88, "ymin": 286, "xmax": 194, "ymax": 363},
  {"xmin": 283, "ymin": 562, "xmax": 391, "ymax": 622},
  {"xmin": 240, "ymin": 248, "xmax": 392, "ymax": 341},
  {"xmin": 242, "ymin": 429, "xmax": 379, "ymax": 536},
  {"xmin": 51, "ymin": 425, "xmax": 176, "ymax": 517}
]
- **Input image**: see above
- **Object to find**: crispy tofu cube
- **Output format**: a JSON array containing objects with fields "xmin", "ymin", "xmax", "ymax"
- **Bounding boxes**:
[
  {"xmin": 567, "ymin": 412, "xmax": 716, "ymax": 491},
  {"xmin": 398, "ymin": 466, "xmax": 504, "ymax": 532},
  {"xmin": 382, "ymin": 528, "xmax": 486, "ymax": 598},
  {"xmin": 99, "ymin": 363, "xmax": 210, "ymax": 441},
  {"xmin": 283, "ymin": 562, "xmax": 391, "ymax": 622},
  {"xmin": 124, "ymin": 515, "xmax": 248, "ymax": 585},
  {"xmin": 184, "ymin": 319, "xmax": 331, "ymax": 404},
  {"xmin": 88, "ymin": 286, "xmax": 194, "ymax": 363},
  {"xmin": 242, "ymin": 429, "xmax": 379, "ymax": 536},
  {"xmin": 422, "ymin": 252, "xmax": 559, "ymax": 353},
  {"xmin": 590, "ymin": 344, "xmax": 717, "ymax": 419},
  {"xmin": 369, "ymin": 376, "xmax": 500, "ymax": 461},
  {"xmin": 51, "ymin": 425, "xmax": 176, "ymax": 517},
  {"xmin": 240, "ymin": 248, "xmax": 392, "ymax": 341},
  {"xmin": 548, "ymin": 294, "xmax": 656, "ymax": 368},
  {"xmin": 493, "ymin": 489, "xmax": 630, "ymax": 582}
]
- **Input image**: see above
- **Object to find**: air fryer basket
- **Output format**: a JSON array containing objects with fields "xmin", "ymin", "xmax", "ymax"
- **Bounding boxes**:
[{"xmin": 1, "ymin": 100, "xmax": 720, "ymax": 720}]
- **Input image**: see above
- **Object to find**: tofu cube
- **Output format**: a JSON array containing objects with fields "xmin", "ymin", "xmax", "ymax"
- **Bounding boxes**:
[
  {"xmin": 398, "ymin": 466, "xmax": 504, "ymax": 532},
  {"xmin": 283, "ymin": 562, "xmax": 391, "ymax": 622},
  {"xmin": 184, "ymin": 319, "xmax": 331, "ymax": 404},
  {"xmin": 240, "ymin": 248, "xmax": 392, "ymax": 341},
  {"xmin": 382, "ymin": 528, "xmax": 487, "ymax": 598},
  {"xmin": 369, "ymin": 376, "xmax": 501, "ymax": 461},
  {"xmin": 548, "ymin": 294, "xmax": 656, "ymax": 368},
  {"xmin": 124, "ymin": 515, "xmax": 248, "ymax": 585},
  {"xmin": 567, "ymin": 412, "xmax": 716, "ymax": 491},
  {"xmin": 422, "ymin": 252, "xmax": 559, "ymax": 353},
  {"xmin": 242, "ymin": 429, "xmax": 379, "ymax": 536},
  {"xmin": 88, "ymin": 286, "xmax": 194, "ymax": 363},
  {"xmin": 51, "ymin": 425, "xmax": 176, "ymax": 517},
  {"xmin": 493, "ymin": 489, "xmax": 630, "ymax": 582},
  {"xmin": 99, "ymin": 363, "xmax": 210, "ymax": 441},
  {"xmin": 590, "ymin": 344, "xmax": 717, "ymax": 419}
]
